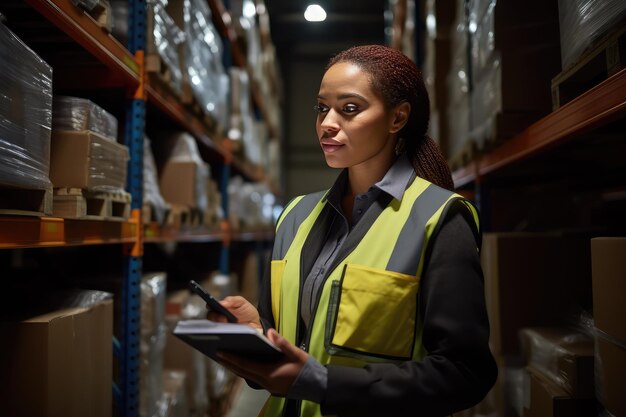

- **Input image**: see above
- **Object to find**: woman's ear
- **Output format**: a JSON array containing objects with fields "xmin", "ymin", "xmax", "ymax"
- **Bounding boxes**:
[{"xmin": 389, "ymin": 102, "xmax": 411, "ymax": 134}]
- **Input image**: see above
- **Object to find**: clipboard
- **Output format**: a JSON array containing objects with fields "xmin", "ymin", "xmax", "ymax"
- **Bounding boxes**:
[{"xmin": 173, "ymin": 319, "xmax": 285, "ymax": 362}]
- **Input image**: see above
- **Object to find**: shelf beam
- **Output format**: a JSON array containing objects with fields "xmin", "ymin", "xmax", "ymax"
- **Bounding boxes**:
[
  {"xmin": 0, "ymin": 217, "xmax": 138, "ymax": 249},
  {"xmin": 453, "ymin": 69, "xmax": 626, "ymax": 188}
]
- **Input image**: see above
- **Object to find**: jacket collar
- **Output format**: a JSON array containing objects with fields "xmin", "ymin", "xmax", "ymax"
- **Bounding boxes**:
[{"xmin": 323, "ymin": 153, "xmax": 415, "ymax": 209}]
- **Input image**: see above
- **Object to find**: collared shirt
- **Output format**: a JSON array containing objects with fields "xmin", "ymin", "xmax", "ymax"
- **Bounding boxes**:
[{"xmin": 300, "ymin": 154, "xmax": 415, "ymax": 327}]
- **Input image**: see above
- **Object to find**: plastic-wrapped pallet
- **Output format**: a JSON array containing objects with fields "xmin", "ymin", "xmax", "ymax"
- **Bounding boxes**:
[
  {"xmin": 140, "ymin": 273, "xmax": 169, "ymax": 417},
  {"xmin": 444, "ymin": 0, "xmax": 471, "ymax": 165},
  {"xmin": 49, "ymin": 129, "xmax": 129, "ymax": 192},
  {"xmin": 230, "ymin": 0, "xmax": 262, "ymax": 81},
  {"xmin": 50, "ymin": 96, "xmax": 128, "ymax": 194},
  {"xmin": 0, "ymin": 21, "xmax": 53, "ymax": 192},
  {"xmin": 228, "ymin": 176, "xmax": 275, "ymax": 231},
  {"xmin": 148, "ymin": 0, "xmax": 185, "ymax": 96},
  {"xmin": 166, "ymin": 0, "xmax": 230, "ymax": 127},
  {"xmin": 558, "ymin": 0, "xmax": 626, "ymax": 70},
  {"xmin": 467, "ymin": 0, "xmax": 561, "ymax": 149},
  {"xmin": 229, "ymin": 67, "xmax": 255, "ymax": 162},
  {"xmin": 52, "ymin": 96, "xmax": 118, "ymax": 141}
]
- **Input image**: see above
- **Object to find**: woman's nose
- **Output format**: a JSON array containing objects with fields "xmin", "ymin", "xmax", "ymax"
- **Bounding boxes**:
[{"xmin": 320, "ymin": 109, "xmax": 340, "ymax": 131}]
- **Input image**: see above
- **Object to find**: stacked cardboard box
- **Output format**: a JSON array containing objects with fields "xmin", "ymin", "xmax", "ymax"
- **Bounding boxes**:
[
  {"xmin": 0, "ymin": 294, "xmax": 113, "ymax": 417},
  {"xmin": 591, "ymin": 238, "xmax": 626, "ymax": 417},
  {"xmin": 469, "ymin": 233, "xmax": 594, "ymax": 416},
  {"xmin": 481, "ymin": 233, "xmax": 592, "ymax": 356},
  {"xmin": 158, "ymin": 132, "xmax": 210, "ymax": 212}
]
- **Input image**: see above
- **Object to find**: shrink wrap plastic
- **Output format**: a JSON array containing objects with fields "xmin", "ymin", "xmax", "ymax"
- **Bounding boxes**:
[
  {"xmin": 182, "ymin": 0, "xmax": 229, "ymax": 126},
  {"xmin": 558, "ymin": 0, "xmax": 626, "ymax": 70},
  {"xmin": 53, "ymin": 96, "xmax": 118, "ymax": 141},
  {"xmin": 140, "ymin": 273, "xmax": 168, "ymax": 417},
  {"xmin": 0, "ymin": 21, "xmax": 53, "ymax": 191},
  {"xmin": 520, "ymin": 327, "xmax": 595, "ymax": 397},
  {"xmin": 150, "ymin": 0, "xmax": 185, "ymax": 95},
  {"xmin": 71, "ymin": 0, "xmax": 99, "ymax": 11},
  {"xmin": 228, "ymin": 176, "xmax": 275, "ymax": 230}
]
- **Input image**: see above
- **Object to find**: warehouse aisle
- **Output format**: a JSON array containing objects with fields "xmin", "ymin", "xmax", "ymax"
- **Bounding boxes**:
[{"xmin": 227, "ymin": 383, "xmax": 270, "ymax": 417}]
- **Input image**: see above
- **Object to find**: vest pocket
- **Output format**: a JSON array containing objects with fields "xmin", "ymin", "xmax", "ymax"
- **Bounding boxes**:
[
  {"xmin": 270, "ymin": 260, "xmax": 286, "ymax": 331},
  {"xmin": 326, "ymin": 263, "xmax": 419, "ymax": 360}
]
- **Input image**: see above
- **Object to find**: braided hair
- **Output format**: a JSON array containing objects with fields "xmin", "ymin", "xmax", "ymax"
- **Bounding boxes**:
[{"xmin": 327, "ymin": 45, "xmax": 454, "ymax": 191}]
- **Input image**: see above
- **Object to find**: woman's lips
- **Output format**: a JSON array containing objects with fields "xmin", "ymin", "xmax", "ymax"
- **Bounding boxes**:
[{"xmin": 321, "ymin": 140, "xmax": 344, "ymax": 153}]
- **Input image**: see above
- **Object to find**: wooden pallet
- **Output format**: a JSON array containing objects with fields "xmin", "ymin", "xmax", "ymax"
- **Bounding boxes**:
[
  {"xmin": 53, "ymin": 188, "xmax": 131, "ymax": 221},
  {"xmin": 0, "ymin": 186, "xmax": 53, "ymax": 216},
  {"xmin": 552, "ymin": 24, "xmax": 626, "ymax": 109},
  {"xmin": 164, "ymin": 204, "xmax": 204, "ymax": 228}
]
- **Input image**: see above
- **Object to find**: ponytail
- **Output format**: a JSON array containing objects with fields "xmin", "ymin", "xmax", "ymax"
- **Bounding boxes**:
[{"xmin": 408, "ymin": 136, "xmax": 454, "ymax": 191}]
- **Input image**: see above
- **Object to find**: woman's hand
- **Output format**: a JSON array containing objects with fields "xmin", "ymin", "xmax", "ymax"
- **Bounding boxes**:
[
  {"xmin": 206, "ymin": 296, "xmax": 262, "ymax": 331},
  {"xmin": 217, "ymin": 329, "xmax": 309, "ymax": 396}
]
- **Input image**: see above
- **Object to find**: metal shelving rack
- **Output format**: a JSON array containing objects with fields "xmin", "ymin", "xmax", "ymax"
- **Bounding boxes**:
[
  {"xmin": 0, "ymin": 0, "xmax": 278, "ymax": 416},
  {"xmin": 452, "ymin": 69, "xmax": 626, "ymax": 188}
]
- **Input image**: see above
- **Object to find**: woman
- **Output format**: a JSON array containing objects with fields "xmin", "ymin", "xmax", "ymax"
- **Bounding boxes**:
[{"xmin": 211, "ymin": 45, "xmax": 497, "ymax": 417}]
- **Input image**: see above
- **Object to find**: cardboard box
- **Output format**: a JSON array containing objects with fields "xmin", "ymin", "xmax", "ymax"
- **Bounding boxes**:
[
  {"xmin": 159, "ymin": 160, "xmax": 209, "ymax": 208},
  {"xmin": 0, "ymin": 299, "xmax": 113, "ymax": 417},
  {"xmin": 596, "ymin": 335, "xmax": 626, "ymax": 417},
  {"xmin": 591, "ymin": 238, "xmax": 626, "ymax": 343},
  {"xmin": 523, "ymin": 367, "xmax": 596, "ymax": 417},
  {"xmin": 520, "ymin": 327, "xmax": 594, "ymax": 397},
  {"xmin": 481, "ymin": 233, "xmax": 591, "ymax": 355},
  {"xmin": 49, "ymin": 130, "xmax": 129, "ymax": 190}
]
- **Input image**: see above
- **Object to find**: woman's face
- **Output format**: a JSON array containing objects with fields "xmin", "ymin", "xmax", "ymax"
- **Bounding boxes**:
[{"xmin": 315, "ymin": 62, "xmax": 398, "ymax": 170}]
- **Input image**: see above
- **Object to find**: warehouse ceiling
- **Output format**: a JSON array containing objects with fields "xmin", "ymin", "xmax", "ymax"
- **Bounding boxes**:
[{"xmin": 265, "ymin": 0, "xmax": 386, "ymax": 58}]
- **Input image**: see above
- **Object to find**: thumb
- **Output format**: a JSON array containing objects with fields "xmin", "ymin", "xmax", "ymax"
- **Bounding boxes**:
[{"xmin": 267, "ymin": 329, "xmax": 300, "ymax": 359}]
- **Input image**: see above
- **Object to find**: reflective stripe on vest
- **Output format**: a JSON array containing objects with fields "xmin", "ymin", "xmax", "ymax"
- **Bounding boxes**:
[{"xmin": 263, "ymin": 176, "xmax": 479, "ymax": 417}]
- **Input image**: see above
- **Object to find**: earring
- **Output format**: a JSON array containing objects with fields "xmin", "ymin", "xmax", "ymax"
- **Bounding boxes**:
[{"xmin": 395, "ymin": 137, "xmax": 406, "ymax": 155}]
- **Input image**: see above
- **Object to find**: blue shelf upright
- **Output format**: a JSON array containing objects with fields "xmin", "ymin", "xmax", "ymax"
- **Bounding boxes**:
[{"xmin": 119, "ymin": 0, "xmax": 146, "ymax": 416}]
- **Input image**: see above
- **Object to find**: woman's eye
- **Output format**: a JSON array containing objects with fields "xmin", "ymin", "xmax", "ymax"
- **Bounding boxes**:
[
  {"xmin": 343, "ymin": 104, "xmax": 359, "ymax": 113},
  {"xmin": 314, "ymin": 104, "xmax": 329, "ymax": 114}
]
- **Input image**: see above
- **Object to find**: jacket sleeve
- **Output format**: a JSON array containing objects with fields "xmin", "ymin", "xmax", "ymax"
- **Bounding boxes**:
[{"xmin": 321, "ymin": 206, "xmax": 498, "ymax": 417}]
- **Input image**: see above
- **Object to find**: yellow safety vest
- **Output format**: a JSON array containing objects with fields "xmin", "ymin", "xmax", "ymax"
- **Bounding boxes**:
[{"xmin": 261, "ymin": 176, "xmax": 479, "ymax": 417}]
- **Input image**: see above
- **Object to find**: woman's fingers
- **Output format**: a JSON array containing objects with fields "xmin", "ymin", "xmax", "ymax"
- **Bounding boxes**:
[{"xmin": 267, "ymin": 329, "xmax": 308, "ymax": 362}]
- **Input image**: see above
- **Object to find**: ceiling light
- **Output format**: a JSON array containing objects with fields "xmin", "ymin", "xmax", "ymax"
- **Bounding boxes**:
[{"xmin": 304, "ymin": 4, "xmax": 326, "ymax": 22}]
